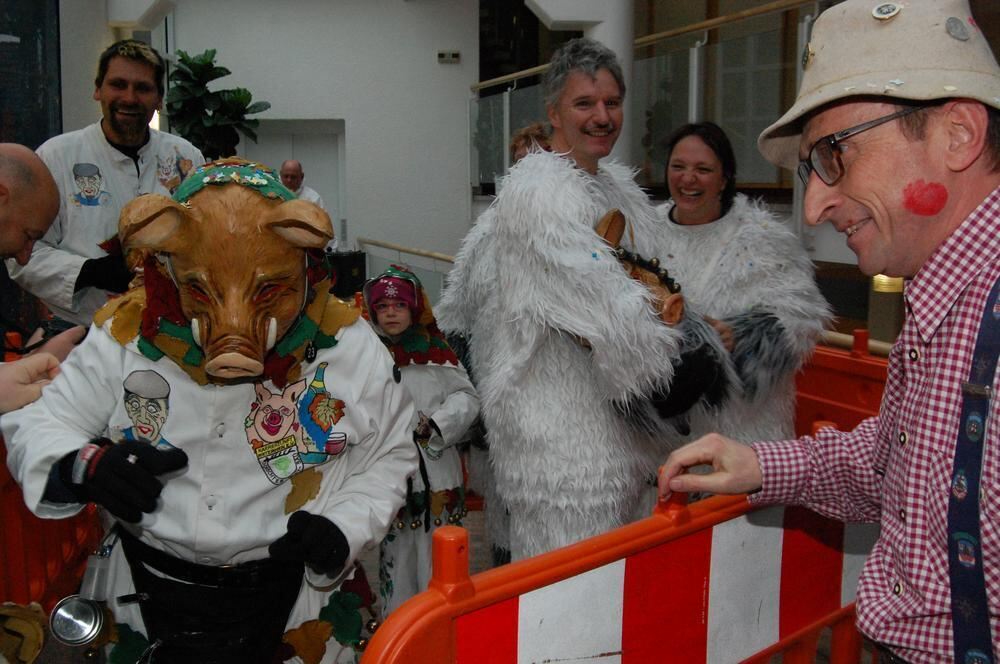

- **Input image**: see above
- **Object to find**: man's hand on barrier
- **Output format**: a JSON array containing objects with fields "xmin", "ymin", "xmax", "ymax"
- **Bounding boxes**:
[
  {"xmin": 57, "ymin": 439, "xmax": 189, "ymax": 523},
  {"xmin": 269, "ymin": 511, "xmax": 349, "ymax": 576},
  {"xmin": 658, "ymin": 433, "xmax": 762, "ymax": 500}
]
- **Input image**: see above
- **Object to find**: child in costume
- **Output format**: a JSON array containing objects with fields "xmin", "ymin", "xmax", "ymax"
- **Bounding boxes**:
[{"xmin": 362, "ymin": 266, "xmax": 479, "ymax": 617}]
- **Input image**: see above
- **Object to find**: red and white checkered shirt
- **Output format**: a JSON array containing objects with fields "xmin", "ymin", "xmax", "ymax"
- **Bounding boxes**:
[{"xmin": 751, "ymin": 186, "xmax": 1000, "ymax": 663}]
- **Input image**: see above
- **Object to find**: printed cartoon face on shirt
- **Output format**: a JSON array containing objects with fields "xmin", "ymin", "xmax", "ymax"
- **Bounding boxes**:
[
  {"xmin": 121, "ymin": 370, "xmax": 174, "ymax": 450},
  {"xmin": 156, "ymin": 148, "xmax": 196, "ymax": 194},
  {"xmin": 244, "ymin": 362, "xmax": 349, "ymax": 485},
  {"xmin": 72, "ymin": 163, "xmax": 110, "ymax": 206}
]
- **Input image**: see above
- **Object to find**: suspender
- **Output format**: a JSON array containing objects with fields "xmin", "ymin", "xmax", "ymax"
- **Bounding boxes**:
[{"xmin": 946, "ymin": 275, "xmax": 1000, "ymax": 664}]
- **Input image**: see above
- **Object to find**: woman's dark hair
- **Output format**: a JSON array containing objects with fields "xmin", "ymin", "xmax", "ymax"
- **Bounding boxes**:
[{"xmin": 664, "ymin": 122, "xmax": 737, "ymax": 216}]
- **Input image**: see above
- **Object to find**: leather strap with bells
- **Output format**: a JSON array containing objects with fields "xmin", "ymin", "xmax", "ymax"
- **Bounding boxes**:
[{"xmin": 595, "ymin": 209, "xmax": 684, "ymax": 325}]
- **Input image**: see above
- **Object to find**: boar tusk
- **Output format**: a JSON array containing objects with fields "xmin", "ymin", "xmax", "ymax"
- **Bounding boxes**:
[
  {"xmin": 190, "ymin": 317, "xmax": 202, "ymax": 348},
  {"xmin": 266, "ymin": 317, "xmax": 277, "ymax": 351}
]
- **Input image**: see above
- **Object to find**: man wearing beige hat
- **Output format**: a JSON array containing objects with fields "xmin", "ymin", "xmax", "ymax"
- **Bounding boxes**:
[{"xmin": 658, "ymin": 1, "xmax": 999, "ymax": 662}]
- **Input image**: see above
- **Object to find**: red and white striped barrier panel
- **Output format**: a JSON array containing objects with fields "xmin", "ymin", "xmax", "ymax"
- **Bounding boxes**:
[{"xmin": 362, "ymin": 496, "xmax": 879, "ymax": 664}]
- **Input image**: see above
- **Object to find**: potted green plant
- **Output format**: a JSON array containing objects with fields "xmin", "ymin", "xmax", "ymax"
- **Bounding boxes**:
[{"xmin": 165, "ymin": 49, "xmax": 270, "ymax": 159}]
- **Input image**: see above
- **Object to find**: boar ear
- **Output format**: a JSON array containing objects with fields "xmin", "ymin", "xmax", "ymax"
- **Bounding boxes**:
[
  {"xmin": 262, "ymin": 199, "xmax": 333, "ymax": 249},
  {"xmin": 120, "ymin": 194, "xmax": 190, "ymax": 252}
]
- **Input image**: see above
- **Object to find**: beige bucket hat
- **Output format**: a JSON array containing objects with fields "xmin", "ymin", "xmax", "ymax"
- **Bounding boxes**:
[{"xmin": 758, "ymin": 0, "xmax": 1000, "ymax": 169}]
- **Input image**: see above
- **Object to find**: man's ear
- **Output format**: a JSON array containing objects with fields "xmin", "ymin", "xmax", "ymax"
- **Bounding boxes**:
[
  {"xmin": 546, "ymin": 103, "xmax": 561, "ymax": 131},
  {"xmin": 940, "ymin": 99, "xmax": 990, "ymax": 173}
]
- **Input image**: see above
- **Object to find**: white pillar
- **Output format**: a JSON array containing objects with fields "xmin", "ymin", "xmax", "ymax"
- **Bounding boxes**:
[{"xmin": 525, "ymin": 0, "xmax": 637, "ymax": 168}]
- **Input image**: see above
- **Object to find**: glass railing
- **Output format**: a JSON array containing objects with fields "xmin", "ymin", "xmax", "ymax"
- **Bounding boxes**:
[{"xmin": 470, "ymin": 2, "xmax": 815, "ymax": 191}]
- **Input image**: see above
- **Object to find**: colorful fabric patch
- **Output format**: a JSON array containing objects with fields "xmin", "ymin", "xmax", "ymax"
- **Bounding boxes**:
[
  {"xmin": 172, "ymin": 158, "xmax": 295, "ymax": 204},
  {"xmin": 244, "ymin": 362, "xmax": 349, "ymax": 486}
]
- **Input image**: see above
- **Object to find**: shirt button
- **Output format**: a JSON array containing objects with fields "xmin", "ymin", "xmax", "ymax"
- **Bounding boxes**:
[
  {"xmin": 216, "ymin": 423, "xmax": 225, "ymax": 437},
  {"xmin": 898, "ymin": 509, "xmax": 905, "ymax": 521},
  {"xmin": 908, "ymin": 348, "xmax": 919, "ymax": 361},
  {"xmin": 206, "ymin": 495, "xmax": 217, "ymax": 509},
  {"xmin": 893, "ymin": 582, "xmax": 902, "ymax": 595},
  {"xmin": 199, "ymin": 556, "xmax": 216, "ymax": 565},
  {"xmin": 898, "ymin": 431, "xmax": 907, "ymax": 445}
]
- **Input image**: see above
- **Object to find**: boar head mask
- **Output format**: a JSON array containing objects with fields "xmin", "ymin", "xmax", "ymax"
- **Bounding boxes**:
[{"xmin": 118, "ymin": 159, "xmax": 333, "ymax": 382}]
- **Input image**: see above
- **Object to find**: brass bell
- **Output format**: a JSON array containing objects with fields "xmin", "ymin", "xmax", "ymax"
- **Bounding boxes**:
[
  {"xmin": 410, "ymin": 520, "xmax": 421, "ymax": 529},
  {"xmin": 649, "ymin": 257, "xmax": 660, "ymax": 268},
  {"xmin": 434, "ymin": 518, "xmax": 442, "ymax": 526},
  {"xmin": 395, "ymin": 520, "xmax": 405, "ymax": 530},
  {"xmin": 356, "ymin": 637, "xmax": 369, "ymax": 651},
  {"xmin": 366, "ymin": 618, "xmax": 379, "ymax": 633}
]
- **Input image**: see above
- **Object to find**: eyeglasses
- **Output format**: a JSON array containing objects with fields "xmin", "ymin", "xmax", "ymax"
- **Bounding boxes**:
[
  {"xmin": 373, "ymin": 301, "xmax": 409, "ymax": 312},
  {"xmin": 797, "ymin": 106, "xmax": 923, "ymax": 187}
]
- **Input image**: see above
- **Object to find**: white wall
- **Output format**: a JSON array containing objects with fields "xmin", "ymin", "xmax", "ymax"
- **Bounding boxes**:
[
  {"xmin": 59, "ymin": 0, "xmax": 115, "ymax": 132},
  {"xmin": 169, "ymin": 0, "xmax": 479, "ymax": 256}
]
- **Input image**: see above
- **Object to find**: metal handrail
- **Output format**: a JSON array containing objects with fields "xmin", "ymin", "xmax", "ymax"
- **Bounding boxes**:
[
  {"xmin": 470, "ymin": 0, "xmax": 816, "ymax": 92},
  {"xmin": 354, "ymin": 238, "xmax": 891, "ymax": 356},
  {"xmin": 355, "ymin": 237, "xmax": 455, "ymax": 264}
]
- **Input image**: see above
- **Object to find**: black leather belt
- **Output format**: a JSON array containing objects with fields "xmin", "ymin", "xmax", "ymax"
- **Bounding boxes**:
[{"xmin": 118, "ymin": 527, "xmax": 288, "ymax": 589}]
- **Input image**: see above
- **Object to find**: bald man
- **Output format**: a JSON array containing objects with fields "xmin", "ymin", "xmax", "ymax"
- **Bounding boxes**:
[
  {"xmin": 279, "ymin": 160, "xmax": 326, "ymax": 210},
  {"xmin": 0, "ymin": 143, "xmax": 85, "ymax": 414},
  {"xmin": 0, "ymin": 143, "xmax": 59, "ymax": 266}
]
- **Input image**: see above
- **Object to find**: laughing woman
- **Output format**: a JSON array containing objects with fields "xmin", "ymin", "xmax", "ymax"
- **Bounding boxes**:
[{"xmin": 656, "ymin": 122, "xmax": 831, "ymax": 443}]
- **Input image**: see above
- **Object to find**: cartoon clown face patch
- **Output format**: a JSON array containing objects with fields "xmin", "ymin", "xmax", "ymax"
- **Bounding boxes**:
[{"xmin": 244, "ymin": 362, "xmax": 350, "ymax": 485}]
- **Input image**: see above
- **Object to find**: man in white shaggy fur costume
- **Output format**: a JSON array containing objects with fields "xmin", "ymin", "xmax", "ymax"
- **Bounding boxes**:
[{"xmin": 437, "ymin": 38, "xmax": 731, "ymax": 560}]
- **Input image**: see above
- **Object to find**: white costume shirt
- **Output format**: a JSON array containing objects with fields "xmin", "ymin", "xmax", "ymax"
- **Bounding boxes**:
[
  {"xmin": 295, "ymin": 184, "xmax": 326, "ymax": 211},
  {"xmin": 374, "ymin": 327, "xmax": 479, "ymax": 616},
  {"xmin": 394, "ymin": 360, "xmax": 478, "ymax": 492},
  {"xmin": 437, "ymin": 151, "xmax": 726, "ymax": 559},
  {"xmin": 7, "ymin": 122, "xmax": 204, "ymax": 325},
  {"xmin": 2, "ymin": 319, "xmax": 417, "ymax": 663},
  {"xmin": 656, "ymin": 195, "xmax": 831, "ymax": 441}
]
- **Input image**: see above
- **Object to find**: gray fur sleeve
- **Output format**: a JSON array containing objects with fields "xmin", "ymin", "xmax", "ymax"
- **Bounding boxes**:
[
  {"xmin": 493, "ymin": 153, "xmax": 685, "ymax": 403},
  {"xmin": 724, "ymin": 311, "xmax": 798, "ymax": 400},
  {"xmin": 436, "ymin": 208, "xmax": 495, "ymax": 336}
]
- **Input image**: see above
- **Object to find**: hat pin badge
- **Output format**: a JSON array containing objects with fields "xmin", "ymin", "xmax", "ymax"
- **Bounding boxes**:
[
  {"xmin": 872, "ymin": 3, "xmax": 901, "ymax": 21},
  {"xmin": 946, "ymin": 16, "xmax": 970, "ymax": 42}
]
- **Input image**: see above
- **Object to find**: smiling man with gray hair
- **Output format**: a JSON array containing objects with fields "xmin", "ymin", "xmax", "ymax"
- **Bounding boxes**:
[
  {"xmin": 438, "ymin": 37, "xmax": 730, "ymax": 560},
  {"xmin": 660, "ymin": 2, "xmax": 1000, "ymax": 662}
]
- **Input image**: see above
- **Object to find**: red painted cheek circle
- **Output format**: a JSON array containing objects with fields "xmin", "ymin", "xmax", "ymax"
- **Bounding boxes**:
[{"xmin": 903, "ymin": 180, "xmax": 948, "ymax": 216}]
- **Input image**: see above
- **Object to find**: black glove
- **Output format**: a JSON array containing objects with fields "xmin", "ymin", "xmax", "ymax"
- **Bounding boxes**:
[
  {"xmin": 53, "ymin": 438, "xmax": 188, "ymax": 523},
  {"xmin": 650, "ymin": 343, "xmax": 729, "ymax": 419},
  {"xmin": 268, "ymin": 511, "xmax": 349, "ymax": 576},
  {"xmin": 75, "ymin": 254, "xmax": 133, "ymax": 293}
]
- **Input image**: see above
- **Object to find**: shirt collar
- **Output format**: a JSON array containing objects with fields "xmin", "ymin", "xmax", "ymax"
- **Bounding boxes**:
[{"xmin": 905, "ymin": 184, "xmax": 1000, "ymax": 342}]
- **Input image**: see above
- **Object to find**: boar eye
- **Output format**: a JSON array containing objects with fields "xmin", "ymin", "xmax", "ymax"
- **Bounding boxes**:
[
  {"xmin": 254, "ymin": 283, "xmax": 287, "ymax": 303},
  {"xmin": 186, "ymin": 283, "xmax": 211, "ymax": 303}
]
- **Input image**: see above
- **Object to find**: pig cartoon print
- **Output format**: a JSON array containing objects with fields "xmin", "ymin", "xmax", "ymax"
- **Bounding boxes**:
[{"xmin": 245, "ymin": 362, "xmax": 349, "ymax": 485}]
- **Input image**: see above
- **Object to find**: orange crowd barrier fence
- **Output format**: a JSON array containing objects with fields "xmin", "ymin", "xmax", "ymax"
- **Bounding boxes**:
[
  {"xmin": 362, "ymin": 496, "xmax": 880, "ymax": 664},
  {"xmin": 0, "ymin": 441, "xmax": 102, "ymax": 612},
  {"xmin": 362, "ymin": 331, "xmax": 889, "ymax": 664}
]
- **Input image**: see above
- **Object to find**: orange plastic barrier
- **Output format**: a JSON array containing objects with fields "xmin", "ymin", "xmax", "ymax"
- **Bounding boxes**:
[
  {"xmin": 0, "ymin": 441, "xmax": 101, "ymax": 611},
  {"xmin": 362, "ymin": 335, "xmax": 890, "ymax": 664},
  {"xmin": 362, "ymin": 496, "xmax": 879, "ymax": 664},
  {"xmin": 794, "ymin": 329, "xmax": 888, "ymax": 436}
]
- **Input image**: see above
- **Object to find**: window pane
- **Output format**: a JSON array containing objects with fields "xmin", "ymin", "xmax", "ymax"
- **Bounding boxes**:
[{"xmin": 0, "ymin": 0, "xmax": 61, "ymax": 147}]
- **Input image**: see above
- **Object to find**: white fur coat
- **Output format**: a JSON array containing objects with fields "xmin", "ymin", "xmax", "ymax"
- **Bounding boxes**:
[
  {"xmin": 438, "ymin": 152, "xmax": 726, "ymax": 559},
  {"xmin": 656, "ymin": 195, "xmax": 831, "ymax": 442}
]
